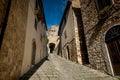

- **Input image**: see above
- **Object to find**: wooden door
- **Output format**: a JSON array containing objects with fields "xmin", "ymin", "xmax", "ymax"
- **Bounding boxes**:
[{"xmin": 106, "ymin": 37, "xmax": 120, "ymax": 75}]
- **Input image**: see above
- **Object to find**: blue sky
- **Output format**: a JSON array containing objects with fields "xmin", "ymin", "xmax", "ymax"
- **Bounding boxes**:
[{"xmin": 42, "ymin": 0, "xmax": 68, "ymax": 28}]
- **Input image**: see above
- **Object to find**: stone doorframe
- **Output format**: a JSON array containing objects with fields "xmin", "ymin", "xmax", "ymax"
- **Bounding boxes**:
[{"xmin": 104, "ymin": 44, "xmax": 114, "ymax": 76}]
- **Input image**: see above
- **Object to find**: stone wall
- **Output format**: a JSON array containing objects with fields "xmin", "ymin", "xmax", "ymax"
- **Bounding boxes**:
[
  {"xmin": 20, "ymin": 0, "xmax": 47, "ymax": 76},
  {"xmin": 80, "ymin": 0, "xmax": 120, "ymax": 74},
  {"xmin": 60, "ymin": 3, "xmax": 78, "ymax": 62},
  {"xmin": 59, "ymin": 0, "xmax": 89, "ymax": 63},
  {"xmin": 0, "ymin": 0, "xmax": 29, "ymax": 80},
  {"xmin": 73, "ymin": 7, "xmax": 90, "ymax": 65}
]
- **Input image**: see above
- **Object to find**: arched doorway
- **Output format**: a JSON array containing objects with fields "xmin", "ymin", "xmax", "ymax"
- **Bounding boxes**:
[
  {"xmin": 49, "ymin": 43, "xmax": 55, "ymax": 53},
  {"xmin": 31, "ymin": 40, "xmax": 36, "ymax": 66},
  {"xmin": 105, "ymin": 25, "xmax": 120, "ymax": 75}
]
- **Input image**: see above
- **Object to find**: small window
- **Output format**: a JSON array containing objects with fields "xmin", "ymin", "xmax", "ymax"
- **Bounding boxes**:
[
  {"xmin": 114, "ymin": 0, "xmax": 120, "ymax": 4},
  {"xmin": 34, "ymin": 19, "xmax": 37, "ymax": 30},
  {"xmin": 35, "ymin": 0, "xmax": 38, "ymax": 9},
  {"xmin": 34, "ymin": 0, "xmax": 39, "ymax": 30},
  {"xmin": 95, "ymin": 0, "xmax": 112, "ymax": 11},
  {"xmin": 31, "ymin": 40, "xmax": 36, "ymax": 65}
]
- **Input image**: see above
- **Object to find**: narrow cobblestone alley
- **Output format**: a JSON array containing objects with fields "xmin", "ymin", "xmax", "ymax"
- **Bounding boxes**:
[
  {"xmin": 1, "ymin": 0, "xmax": 120, "ymax": 80},
  {"xmin": 20, "ymin": 53, "xmax": 118, "ymax": 80}
]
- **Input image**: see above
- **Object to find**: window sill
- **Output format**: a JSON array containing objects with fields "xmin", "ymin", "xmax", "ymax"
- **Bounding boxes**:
[{"xmin": 97, "ymin": 5, "xmax": 114, "ymax": 19}]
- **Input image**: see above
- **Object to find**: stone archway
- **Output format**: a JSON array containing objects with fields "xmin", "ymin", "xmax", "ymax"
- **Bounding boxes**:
[
  {"xmin": 105, "ymin": 25, "xmax": 120, "ymax": 75},
  {"xmin": 49, "ymin": 43, "xmax": 55, "ymax": 53},
  {"xmin": 31, "ymin": 40, "xmax": 36, "ymax": 66}
]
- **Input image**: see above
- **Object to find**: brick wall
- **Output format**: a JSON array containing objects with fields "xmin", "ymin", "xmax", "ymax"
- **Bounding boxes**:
[{"xmin": 0, "ymin": 0, "xmax": 29, "ymax": 79}]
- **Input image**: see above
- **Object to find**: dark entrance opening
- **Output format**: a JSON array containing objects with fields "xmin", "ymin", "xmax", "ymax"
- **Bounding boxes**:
[
  {"xmin": 49, "ymin": 43, "xmax": 55, "ymax": 53},
  {"xmin": 66, "ymin": 46, "xmax": 70, "ymax": 60},
  {"xmin": 105, "ymin": 25, "xmax": 120, "ymax": 75},
  {"xmin": 31, "ymin": 41, "xmax": 36, "ymax": 66}
]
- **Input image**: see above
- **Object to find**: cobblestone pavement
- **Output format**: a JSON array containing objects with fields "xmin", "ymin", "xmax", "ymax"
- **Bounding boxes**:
[{"xmin": 27, "ymin": 54, "xmax": 118, "ymax": 80}]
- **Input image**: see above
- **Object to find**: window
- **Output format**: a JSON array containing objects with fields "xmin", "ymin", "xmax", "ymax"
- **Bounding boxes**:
[
  {"xmin": 95, "ymin": 0, "xmax": 112, "ymax": 19},
  {"xmin": 34, "ymin": 19, "xmax": 37, "ymax": 30},
  {"xmin": 114, "ymin": 0, "xmax": 120, "ymax": 4},
  {"xmin": 35, "ymin": 0, "xmax": 38, "ymax": 9},
  {"xmin": 66, "ymin": 46, "xmax": 70, "ymax": 60},
  {"xmin": 34, "ymin": 0, "xmax": 39, "ymax": 30},
  {"xmin": 96, "ymin": 0, "xmax": 112, "ymax": 11},
  {"xmin": 31, "ymin": 40, "xmax": 36, "ymax": 65},
  {"xmin": 64, "ymin": 31, "xmax": 67, "ymax": 39}
]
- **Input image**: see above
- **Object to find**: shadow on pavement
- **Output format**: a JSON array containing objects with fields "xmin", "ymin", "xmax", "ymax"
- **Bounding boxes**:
[{"xmin": 19, "ymin": 56, "xmax": 49, "ymax": 80}]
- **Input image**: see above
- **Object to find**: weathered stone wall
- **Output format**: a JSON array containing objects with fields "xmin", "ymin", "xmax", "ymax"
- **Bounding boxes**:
[
  {"xmin": 59, "ymin": 0, "xmax": 88, "ymax": 63},
  {"xmin": 69, "ymin": 39, "xmax": 77, "ymax": 62},
  {"xmin": 72, "ymin": 7, "xmax": 90, "ymax": 65},
  {"xmin": 80, "ymin": 0, "xmax": 120, "ymax": 74},
  {"xmin": 61, "ymin": 4, "xmax": 77, "ymax": 62},
  {"xmin": 20, "ymin": 0, "xmax": 47, "ymax": 76},
  {"xmin": 0, "ymin": 0, "xmax": 29, "ymax": 80},
  {"xmin": 62, "ymin": 39, "xmax": 77, "ymax": 62}
]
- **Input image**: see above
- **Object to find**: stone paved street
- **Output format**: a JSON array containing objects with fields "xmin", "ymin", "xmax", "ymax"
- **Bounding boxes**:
[{"xmin": 21, "ymin": 53, "xmax": 118, "ymax": 80}]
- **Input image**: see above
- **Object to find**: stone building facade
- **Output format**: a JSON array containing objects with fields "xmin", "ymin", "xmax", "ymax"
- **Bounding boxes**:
[
  {"xmin": 20, "ymin": 0, "xmax": 47, "ymax": 76},
  {"xmin": 58, "ymin": 0, "xmax": 89, "ymax": 64},
  {"xmin": 47, "ymin": 26, "xmax": 59, "ymax": 53},
  {"xmin": 58, "ymin": 0, "xmax": 120, "ymax": 76},
  {"xmin": 0, "ymin": 0, "xmax": 47, "ymax": 80},
  {"xmin": 80, "ymin": 0, "xmax": 120, "ymax": 76}
]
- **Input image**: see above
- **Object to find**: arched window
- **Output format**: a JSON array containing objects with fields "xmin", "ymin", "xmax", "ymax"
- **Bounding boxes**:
[
  {"xmin": 105, "ymin": 25, "xmax": 120, "ymax": 75},
  {"xmin": 31, "ymin": 40, "xmax": 36, "ymax": 65}
]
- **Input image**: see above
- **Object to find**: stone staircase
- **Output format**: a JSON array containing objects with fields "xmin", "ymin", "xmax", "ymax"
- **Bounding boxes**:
[{"xmin": 20, "ymin": 53, "xmax": 119, "ymax": 80}]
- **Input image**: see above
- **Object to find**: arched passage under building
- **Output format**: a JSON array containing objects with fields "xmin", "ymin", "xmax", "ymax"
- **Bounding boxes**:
[
  {"xmin": 49, "ymin": 43, "xmax": 55, "ymax": 53},
  {"xmin": 105, "ymin": 25, "xmax": 120, "ymax": 75}
]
